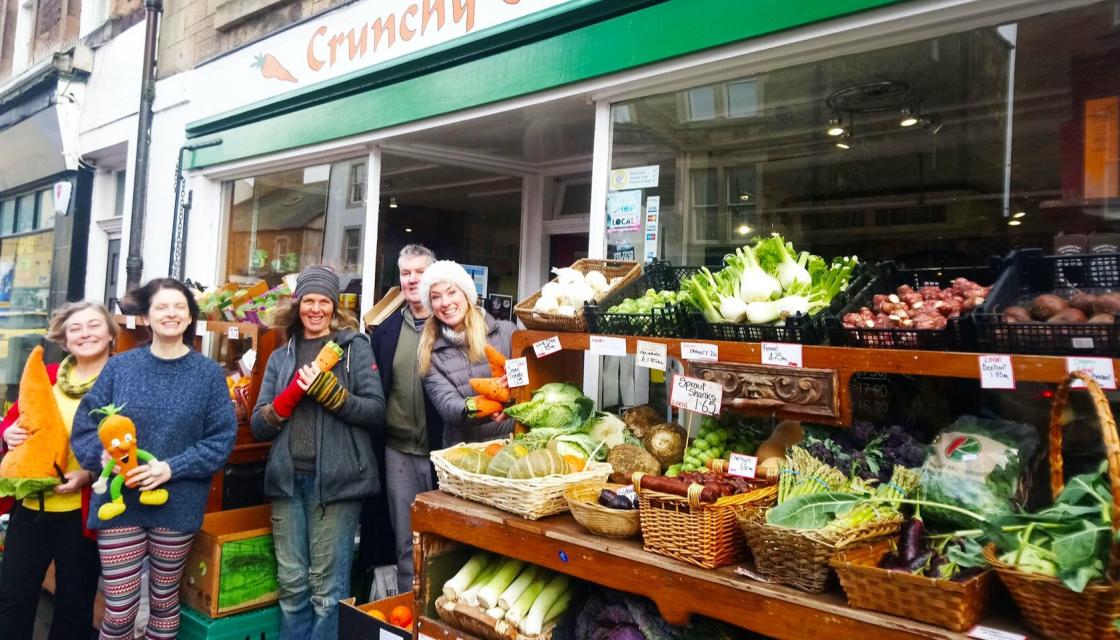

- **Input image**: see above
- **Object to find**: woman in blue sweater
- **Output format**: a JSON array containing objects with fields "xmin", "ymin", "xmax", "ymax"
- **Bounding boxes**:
[{"xmin": 71, "ymin": 278, "xmax": 237, "ymax": 640}]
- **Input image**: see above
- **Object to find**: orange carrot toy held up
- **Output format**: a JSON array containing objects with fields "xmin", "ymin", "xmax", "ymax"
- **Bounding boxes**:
[
  {"xmin": 0, "ymin": 346, "xmax": 69, "ymax": 499},
  {"xmin": 469, "ymin": 377, "xmax": 510, "ymax": 404}
]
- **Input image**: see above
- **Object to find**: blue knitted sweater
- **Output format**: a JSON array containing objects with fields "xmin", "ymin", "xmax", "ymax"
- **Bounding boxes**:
[{"xmin": 70, "ymin": 347, "xmax": 237, "ymax": 532}]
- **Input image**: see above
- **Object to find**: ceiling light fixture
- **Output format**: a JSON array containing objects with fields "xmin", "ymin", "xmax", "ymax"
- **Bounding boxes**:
[
  {"xmin": 389, "ymin": 197, "xmax": 398, "ymax": 209},
  {"xmin": 405, "ymin": 227, "xmax": 412, "ymax": 233},
  {"xmin": 1012, "ymin": 211, "xmax": 1026, "ymax": 219},
  {"xmin": 1007, "ymin": 220, "xmax": 1022, "ymax": 226},
  {"xmin": 899, "ymin": 106, "xmax": 919, "ymax": 127},
  {"xmin": 736, "ymin": 224, "xmax": 751, "ymax": 235},
  {"xmin": 826, "ymin": 115, "xmax": 845, "ymax": 137},
  {"xmin": 835, "ymin": 137, "xmax": 852, "ymax": 150},
  {"xmin": 738, "ymin": 192, "xmax": 753, "ymax": 202}
]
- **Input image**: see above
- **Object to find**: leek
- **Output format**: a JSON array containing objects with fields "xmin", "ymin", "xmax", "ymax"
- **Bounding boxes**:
[
  {"xmin": 486, "ymin": 606, "xmax": 506, "ymax": 620},
  {"xmin": 504, "ymin": 571, "xmax": 549, "ymax": 626},
  {"xmin": 543, "ymin": 591, "xmax": 572, "ymax": 625},
  {"xmin": 461, "ymin": 559, "xmax": 501, "ymax": 607},
  {"xmin": 443, "ymin": 552, "xmax": 492, "ymax": 601},
  {"xmin": 477, "ymin": 557, "xmax": 525, "ymax": 609},
  {"xmin": 520, "ymin": 573, "xmax": 571, "ymax": 636},
  {"xmin": 497, "ymin": 564, "xmax": 541, "ymax": 610}
]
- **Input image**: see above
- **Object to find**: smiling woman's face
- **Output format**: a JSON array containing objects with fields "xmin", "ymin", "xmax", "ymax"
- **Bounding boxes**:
[
  {"xmin": 64, "ymin": 308, "xmax": 112, "ymax": 361},
  {"xmin": 430, "ymin": 282, "xmax": 469, "ymax": 330},
  {"xmin": 146, "ymin": 287, "xmax": 191, "ymax": 341},
  {"xmin": 299, "ymin": 294, "xmax": 334, "ymax": 338}
]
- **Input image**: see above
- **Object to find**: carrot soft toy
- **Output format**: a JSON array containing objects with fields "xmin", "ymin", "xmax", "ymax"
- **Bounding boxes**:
[
  {"xmin": 271, "ymin": 341, "xmax": 344, "ymax": 419},
  {"xmin": 90, "ymin": 404, "xmax": 169, "ymax": 520},
  {"xmin": 0, "ymin": 346, "xmax": 69, "ymax": 499}
]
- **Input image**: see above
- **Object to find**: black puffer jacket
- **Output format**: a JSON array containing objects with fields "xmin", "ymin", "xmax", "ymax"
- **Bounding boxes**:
[{"xmin": 251, "ymin": 330, "xmax": 385, "ymax": 503}]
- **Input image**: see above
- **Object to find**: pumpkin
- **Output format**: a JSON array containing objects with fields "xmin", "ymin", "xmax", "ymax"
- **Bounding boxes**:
[
  {"xmin": 0, "ymin": 346, "xmax": 69, "ymax": 499},
  {"xmin": 445, "ymin": 447, "xmax": 492, "ymax": 474},
  {"xmin": 485, "ymin": 442, "xmax": 530, "ymax": 477},
  {"xmin": 508, "ymin": 449, "xmax": 569, "ymax": 479}
]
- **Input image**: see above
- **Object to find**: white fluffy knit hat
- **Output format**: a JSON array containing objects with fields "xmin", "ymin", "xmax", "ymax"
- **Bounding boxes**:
[{"xmin": 419, "ymin": 260, "xmax": 479, "ymax": 315}]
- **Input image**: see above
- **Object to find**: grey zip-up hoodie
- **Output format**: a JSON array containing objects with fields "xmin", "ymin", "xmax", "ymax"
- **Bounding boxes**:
[
  {"xmin": 251, "ymin": 329, "xmax": 385, "ymax": 503},
  {"xmin": 422, "ymin": 313, "xmax": 516, "ymax": 447}
]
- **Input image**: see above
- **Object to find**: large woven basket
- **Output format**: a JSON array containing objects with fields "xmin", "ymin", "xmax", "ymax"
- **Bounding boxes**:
[
  {"xmin": 633, "ymin": 472, "xmax": 777, "ymax": 569},
  {"xmin": 739, "ymin": 507, "xmax": 903, "ymax": 593},
  {"xmin": 435, "ymin": 596, "xmax": 555, "ymax": 640},
  {"xmin": 563, "ymin": 482, "xmax": 641, "ymax": 538},
  {"xmin": 983, "ymin": 370, "xmax": 1120, "ymax": 640},
  {"xmin": 831, "ymin": 540, "xmax": 996, "ymax": 632},
  {"xmin": 514, "ymin": 259, "xmax": 640, "ymax": 332},
  {"xmin": 431, "ymin": 440, "xmax": 612, "ymax": 520}
]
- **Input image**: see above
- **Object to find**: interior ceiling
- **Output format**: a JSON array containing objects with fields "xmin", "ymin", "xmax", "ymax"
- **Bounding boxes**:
[{"xmin": 380, "ymin": 158, "xmax": 522, "ymax": 215}]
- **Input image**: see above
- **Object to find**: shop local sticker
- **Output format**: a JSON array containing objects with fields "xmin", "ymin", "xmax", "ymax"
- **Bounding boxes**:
[
  {"xmin": 1066, "ymin": 357, "xmax": 1117, "ymax": 389},
  {"xmin": 635, "ymin": 340, "xmax": 667, "ymax": 371},
  {"xmin": 978, "ymin": 355, "xmax": 1015, "ymax": 389},
  {"xmin": 761, "ymin": 342, "xmax": 802, "ymax": 367},
  {"xmin": 680, "ymin": 342, "xmax": 718, "ymax": 362},
  {"xmin": 589, "ymin": 335, "xmax": 627, "ymax": 357},
  {"xmin": 726, "ymin": 453, "xmax": 758, "ymax": 478},
  {"xmin": 606, "ymin": 190, "xmax": 642, "ymax": 232},
  {"xmin": 532, "ymin": 335, "xmax": 562, "ymax": 358},
  {"xmin": 505, "ymin": 357, "xmax": 529, "ymax": 388},
  {"xmin": 670, "ymin": 374, "xmax": 722, "ymax": 417}
]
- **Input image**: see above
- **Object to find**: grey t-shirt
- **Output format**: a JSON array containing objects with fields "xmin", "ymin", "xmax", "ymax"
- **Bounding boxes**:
[{"xmin": 288, "ymin": 334, "xmax": 332, "ymax": 474}]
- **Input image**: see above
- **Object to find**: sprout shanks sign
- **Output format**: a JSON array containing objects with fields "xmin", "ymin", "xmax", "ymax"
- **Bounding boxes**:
[{"xmin": 199, "ymin": 0, "xmax": 575, "ymax": 119}]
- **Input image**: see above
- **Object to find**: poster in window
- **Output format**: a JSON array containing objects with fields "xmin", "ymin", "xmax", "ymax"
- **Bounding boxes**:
[
  {"xmin": 461, "ymin": 264, "xmax": 489, "ymax": 298},
  {"xmin": 486, "ymin": 294, "xmax": 513, "ymax": 321},
  {"xmin": 606, "ymin": 190, "xmax": 642, "ymax": 233}
]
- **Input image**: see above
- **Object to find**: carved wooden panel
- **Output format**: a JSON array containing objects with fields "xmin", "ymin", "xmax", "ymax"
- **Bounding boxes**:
[{"xmin": 688, "ymin": 361, "xmax": 840, "ymax": 419}]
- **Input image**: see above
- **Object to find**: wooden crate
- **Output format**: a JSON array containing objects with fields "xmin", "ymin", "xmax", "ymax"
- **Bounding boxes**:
[
  {"xmin": 339, "ymin": 594, "xmax": 414, "ymax": 640},
  {"xmin": 181, "ymin": 505, "xmax": 279, "ymax": 618}
]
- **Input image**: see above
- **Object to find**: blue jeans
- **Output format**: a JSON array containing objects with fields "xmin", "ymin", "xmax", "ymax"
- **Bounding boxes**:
[{"xmin": 272, "ymin": 475, "xmax": 362, "ymax": 640}]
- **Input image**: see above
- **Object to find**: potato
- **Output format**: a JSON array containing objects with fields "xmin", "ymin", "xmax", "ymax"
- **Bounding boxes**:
[
  {"xmin": 1047, "ymin": 307, "xmax": 1088, "ymax": 323},
  {"xmin": 1070, "ymin": 292, "xmax": 1098, "ymax": 316},
  {"xmin": 1094, "ymin": 293, "xmax": 1120, "ymax": 315},
  {"xmin": 1031, "ymin": 294, "xmax": 1068, "ymax": 321},
  {"xmin": 1088, "ymin": 313, "xmax": 1116, "ymax": 324},
  {"xmin": 1002, "ymin": 306, "xmax": 1032, "ymax": 323}
]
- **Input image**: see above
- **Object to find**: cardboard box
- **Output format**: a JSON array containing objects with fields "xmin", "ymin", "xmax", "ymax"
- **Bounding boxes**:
[
  {"xmin": 181, "ymin": 505, "xmax": 279, "ymax": 618},
  {"xmin": 339, "ymin": 593, "xmax": 414, "ymax": 640},
  {"xmin": 364, "ymin": 287, "xmax": 404, "ymax": 327}
]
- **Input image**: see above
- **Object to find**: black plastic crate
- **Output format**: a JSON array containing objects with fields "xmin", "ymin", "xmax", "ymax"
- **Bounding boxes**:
[
  {"xmin": 689, "ymin": 270, "xmax": 870, "ymax": 345},
  {"xmin": 973, "ymin": 249, "xmax": 1120, "ymax": 356},
  {"xmin": 826, "ymin": 262, "xmax": 999, "ymax": 351},
  {"xmin": 585, "ymin": 261, "xmax": 698, "ymax": 338}
]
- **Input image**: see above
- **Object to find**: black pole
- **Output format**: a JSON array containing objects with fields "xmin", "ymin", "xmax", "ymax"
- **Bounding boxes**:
[{"xmin": 124, "ymin": 0, "xmax": 163, "ymax": 296}]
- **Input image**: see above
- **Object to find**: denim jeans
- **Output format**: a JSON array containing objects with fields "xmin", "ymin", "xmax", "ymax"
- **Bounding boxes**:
[{"xmin": 272, "ymin": 474, "xmax": 362, "ymax": 640}]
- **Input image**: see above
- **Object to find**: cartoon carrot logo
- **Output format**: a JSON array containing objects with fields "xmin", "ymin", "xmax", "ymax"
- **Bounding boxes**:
[{"xmin": 252, "ymin": 53, "xmax": 297, "ymax": 83}]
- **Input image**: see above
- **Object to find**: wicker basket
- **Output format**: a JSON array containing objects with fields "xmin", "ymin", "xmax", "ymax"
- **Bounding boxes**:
[
  {"xmin": 831, "ymin": 540, "xmax": 996, "ymax": 632},
  {"xmin": 739, "ymin": 507, "xmax": 903, "ymax": 593},
  {"xmin": 435, "ymin": 596, "xmax": 554, "ymax": 640},
  {"xmin": 633, "ymin": 473, "xmax": 777, "ymax": 569},
  {"xmin": 983, "ymin": 370, "xmax": 1120, "ymax": 640},
  {"xmin": 563, "ymin": 482, "xmax": 641, "ymax": 538},
  {"xmin": 514, "ymin": 259, "xmax": 640, "ymax": 332},
  {"xmin": 431, "ymin": 440, "xmax": 612, "ymax": 520}
]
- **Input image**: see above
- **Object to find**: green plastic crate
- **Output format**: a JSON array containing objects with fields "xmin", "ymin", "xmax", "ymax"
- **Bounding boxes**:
[{"xmin": 180, "ymin": 604, "xmax": 280, "ymax": 640}]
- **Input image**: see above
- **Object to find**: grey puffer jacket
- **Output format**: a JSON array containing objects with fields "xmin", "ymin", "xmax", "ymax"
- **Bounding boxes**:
[
  {"xmin": 250, "ymin": 329, "xmax": 385, "ymax": 504},
  {"xmin": 423, "ymin": 313, "xmax": 516, "ymax": 447}
]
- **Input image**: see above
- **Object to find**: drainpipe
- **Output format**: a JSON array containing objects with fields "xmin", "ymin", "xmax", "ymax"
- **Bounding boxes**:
[{"xmin": 124, "ymin": 0, "xmax": 163, "ymax": 295}]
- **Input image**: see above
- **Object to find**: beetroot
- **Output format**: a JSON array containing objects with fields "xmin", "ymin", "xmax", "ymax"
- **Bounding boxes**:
[
  {"xmin": 1069, "ymin": 292, "xmax": 1098, "ymax": 315},
  {"xmin": 1030, "ymin": 294, "xmax": 1068, "ymax": 321}
]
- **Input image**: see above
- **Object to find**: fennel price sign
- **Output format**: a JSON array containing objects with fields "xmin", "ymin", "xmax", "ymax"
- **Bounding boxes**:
[{"xmin": 670, "ymin": 374, "xmax": 722, "ymax": 417}]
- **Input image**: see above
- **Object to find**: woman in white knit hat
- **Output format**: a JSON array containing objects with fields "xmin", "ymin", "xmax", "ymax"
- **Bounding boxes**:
[{"xmin": 418, "ymin": 261, "xmax": 516, "ymax": 446}]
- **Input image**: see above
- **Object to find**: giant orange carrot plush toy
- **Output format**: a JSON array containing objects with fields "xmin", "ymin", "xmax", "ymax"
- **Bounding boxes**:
[
  {"xmin": 90, "ymin": 404, "xmax": 169, "ymax": 520},
  {"xmin": 0, "ymin": 346, "xmax": 69, "ymax": 499}
]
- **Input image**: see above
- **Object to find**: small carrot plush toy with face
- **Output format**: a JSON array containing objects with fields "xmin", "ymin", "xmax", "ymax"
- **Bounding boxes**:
[{"xmin": 90, "ymin": 404, "xmax": 169, "ymax": 520}]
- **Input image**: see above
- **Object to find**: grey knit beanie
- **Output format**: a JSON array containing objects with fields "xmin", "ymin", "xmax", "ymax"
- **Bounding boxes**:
[{"xmin": 294, "ymin": 266, "xmax": 340, "ymax": 306}]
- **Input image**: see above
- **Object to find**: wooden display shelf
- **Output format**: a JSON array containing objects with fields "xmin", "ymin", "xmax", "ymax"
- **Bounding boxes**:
[
  {"xmin": 510, "ymin": 330, "xmax": 1118, "ymax": 425},
  {"xmin": 412, "ymin": 492, "xmax": 1025, "ymax": 640},
  {"xmin": 417, "ymin": 615, "xmax": 483, "ymax": 640}
]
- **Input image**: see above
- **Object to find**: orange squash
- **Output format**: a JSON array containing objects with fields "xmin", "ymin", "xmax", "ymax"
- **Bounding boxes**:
[{"xmin": 0, "ymin": 346, "xmax": 69, "ymax": 499}]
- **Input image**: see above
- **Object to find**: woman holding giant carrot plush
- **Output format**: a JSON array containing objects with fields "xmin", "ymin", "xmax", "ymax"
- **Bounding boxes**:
[
  {"xmin": 70, "ymin": 279, "xmax": 237, "ymax": 640},
  {"xmin": 418, "ymin": 261, "xmax": 515, "ymax": 446},
  {"xmin": 0, "ymin": 302, "xmax": 116, "ymax": 640},
  {"xmin": 250, "ymin": 266, "xmax": 385, "ymax": 640}
]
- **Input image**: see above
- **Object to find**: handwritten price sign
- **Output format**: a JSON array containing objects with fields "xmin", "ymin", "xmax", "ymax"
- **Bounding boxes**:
[
  {"xmin": 533, "ymin": 336, "xmax": 562, "ymax": 358},
  {"xmin": 978, "ymin": 355, "xmax": 1015, "ymax": 389},
  {"xmin": 505, "ymin": 357, "xmax": 529, "ymax": 388},
  {"xmin": 726, "ymin": 453, "xmax": 758, "ymax": 478},
  {"xmin": 669, "ymin": 374, "xmax": 722, "ymax": 416},
  {"xmin": 761, "ymin": 342, "xmax": 802, "ymax": 367}
]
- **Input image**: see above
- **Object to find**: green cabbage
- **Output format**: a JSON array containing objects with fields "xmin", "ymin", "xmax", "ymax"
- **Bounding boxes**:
[{"xmin": 504, "ymin": 383, "xmax": 594, "ymax": 431}]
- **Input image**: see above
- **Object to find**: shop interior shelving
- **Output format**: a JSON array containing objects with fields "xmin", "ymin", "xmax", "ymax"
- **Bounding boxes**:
[{"xmin": 410, "ymin": 329, "xmax": 1109, "ymax": 640}]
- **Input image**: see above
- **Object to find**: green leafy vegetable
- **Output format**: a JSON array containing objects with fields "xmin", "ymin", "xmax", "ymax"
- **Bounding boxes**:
[{"xmin": 504, "ymin": 383, "xmax": 594, "ymax": 431}]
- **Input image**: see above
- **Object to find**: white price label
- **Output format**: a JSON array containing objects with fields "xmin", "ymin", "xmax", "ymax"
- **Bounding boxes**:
[
  {"xmin": 505, "ymin": 357, "xmax": 529, "ymax": 388},
  {"xmin": 726, "ymin": 453, "xmax": 758, "ymax": 478},
  {"xmin": 1072, "ymin": 337, "xmax": 1095, "ymax": 350},
  {"xmin": 680, "ymin": 342, "xmax": 718, "ymax": 362},
  {"xmin": 532, "ymin": 336, "xmax": 562, "ymax": 358},
  {"xmin": 967, "ymin": 625, "xmax": 1026, "ymax": 640},
  {"xmin": 196, "ymin": 320, "xmax": 207, "ymax": 333},
  {"xmin": 379, "ymin": 628, "xmax": 405, "ymax": 640},
  {"xmin": 227, "ymin": 325, "xmax": 240, "ymax": 340},
  {"xmin": 761, "ymin": 342, "xmax": 803, "ymax": 367},
  {"xmin": 616, "ymin": 485, "xmax": 636, "ymax": 500},
  {"xmin": 669, "ymin": 374, "xmax": 723, "ymax": 417},
  {"xmin": 1067, "ymin": 357, "xmax": 1117, "ymax": 390},
  {"xmin": 589, "ymin": 335, "xmax": 628, "ymax": 356},
  {"xmin": 125, "ymin": 315, "xmax": 136, "ymax": 329},
  {"xmin": 978, "ymin": 355, "xmax": 1016, "ymax": 389},
  {"xmin": 635, "ymin": 340, "xmax": 667, "ymax": 371}
]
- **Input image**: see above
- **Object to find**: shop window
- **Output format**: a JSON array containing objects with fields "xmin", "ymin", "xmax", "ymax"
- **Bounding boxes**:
[
  {"xmin": 348, "ymin": 162, "xmax": 366, "ymax": 206},
  {"xmin": 114, "ymin": 170, "xmax": 127, "ymax": 217},
  {"xmin": 36, "ymin": 189, "xmax": 53, "ymax": 230},
  {"xmin": 15, "ymin": 193, "xmax": 35, "ymax": 234},
  {"xmin": 610, "ymin": 2, "xmax": 1120, "ymax": 268},
  {"xmin": 0, "ymin": 199, "xmax": 14, "ymax": 235}
]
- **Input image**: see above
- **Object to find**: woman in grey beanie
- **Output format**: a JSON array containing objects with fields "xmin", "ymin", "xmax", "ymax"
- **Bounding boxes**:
[
  {"xmin": 251, "ymin": 266, "xmax": 385, "ymax": 640},
  {"xmin": 417, "ymin": 261, "xmax": 516, "ymax": 446}
]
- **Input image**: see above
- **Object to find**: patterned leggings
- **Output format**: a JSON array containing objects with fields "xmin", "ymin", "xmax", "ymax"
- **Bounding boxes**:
[{"xmin": 97, "ymin": 526, "xmax": 196, "ymax": 640}]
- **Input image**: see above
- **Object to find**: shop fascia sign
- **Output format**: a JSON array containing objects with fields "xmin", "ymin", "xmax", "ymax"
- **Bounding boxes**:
[{"xmin": 199, "ymin": 0, "xmax": 575, "ymax": 118}]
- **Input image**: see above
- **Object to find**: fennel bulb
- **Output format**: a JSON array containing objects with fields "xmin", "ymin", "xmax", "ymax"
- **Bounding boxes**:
[
  {"xmin": 737, "ymin": 246, "xmax": 781, "ymax": 302},
  {"xmin": 746, "ymin": 300, "xmax": 781, "ymax": 324},
  {"xmin": 719, "ymin": 296, "xmax": 748, "ymax": 323}
]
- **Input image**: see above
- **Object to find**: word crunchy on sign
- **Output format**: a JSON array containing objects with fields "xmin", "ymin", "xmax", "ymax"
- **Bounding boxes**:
[{"xmin": 669, "ymin": 374, "xmax": 722, "ymax": 416}]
